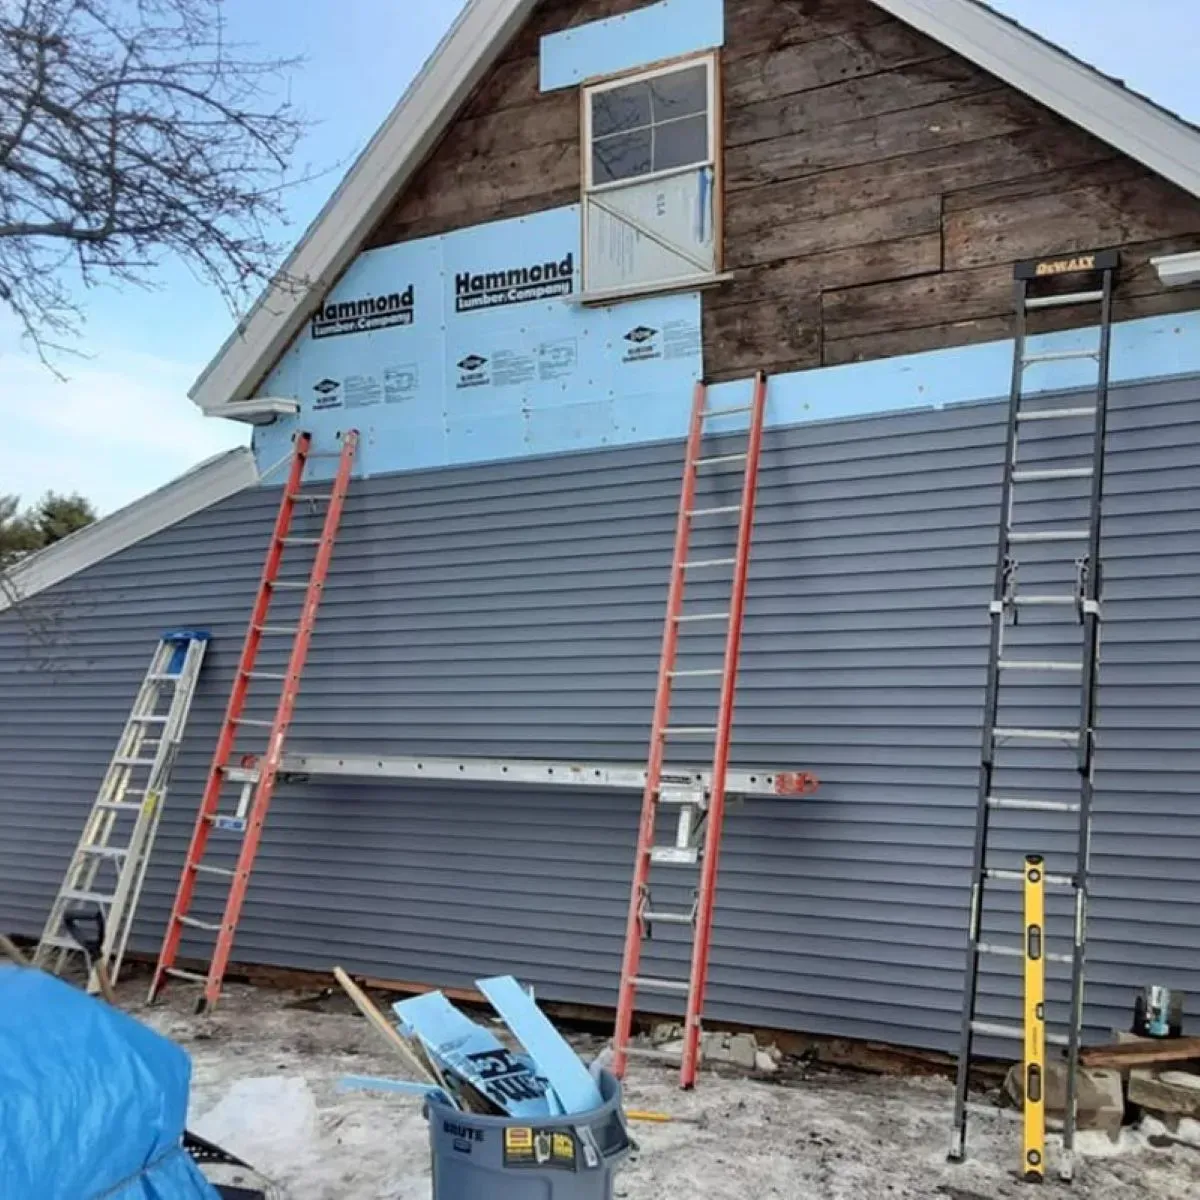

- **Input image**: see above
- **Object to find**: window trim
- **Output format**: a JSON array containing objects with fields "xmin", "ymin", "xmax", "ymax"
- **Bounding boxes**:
[{"xmin": 580, "ymin": 51, "xmax": 724, "ymax": 296}]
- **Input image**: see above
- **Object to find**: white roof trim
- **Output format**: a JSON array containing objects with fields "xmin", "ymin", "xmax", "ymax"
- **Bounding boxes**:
[
  {"xmin": 1151, "ymin": 250, "xmax": 1200, "ymax": 289},
  {"xmin": 189, "ymin": 0, "xmax": 1200, "ymax": 416},
  {"xmin": 0, "ymin": 448, "xmax": 258, "ymax": 612},
  {"xmin": 871, "ymin": 0, "xmax": 1200, "ymax": 199},
  {"xmin": 189, "ymin": 0, "xmax": 539, "ymax": 416}
]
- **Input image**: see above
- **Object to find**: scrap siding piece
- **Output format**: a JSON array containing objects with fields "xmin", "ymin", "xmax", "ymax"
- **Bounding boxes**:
[
  {"xmin": 393, "ymin": 991, "xmax": 552, "ymax": 1119},
  {"xmin": 478, "ymin": 975, "xmax": 602, "ymax": 1115}
]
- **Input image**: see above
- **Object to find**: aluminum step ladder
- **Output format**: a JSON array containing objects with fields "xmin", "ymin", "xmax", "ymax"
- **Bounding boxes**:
[
  {"xmin": 613, "ymin": 373, "xmax": 775, "ymax": 1088},
  {"xmin": 34, "ymin": 629, "xmax": 210, "ymax": 991},
  {"xmin": 948, "ymin": 249, "xmax": 1118, "ymax": 1181},
  {"xmin": 149, "ymin": 429, "xmax": 358, "ymax": 1012}
]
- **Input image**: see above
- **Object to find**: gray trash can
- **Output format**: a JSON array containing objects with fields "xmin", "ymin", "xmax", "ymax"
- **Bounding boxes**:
[{"xmin": 425, "ymin": 1069, "xmax": 632, "ymax": 1199}]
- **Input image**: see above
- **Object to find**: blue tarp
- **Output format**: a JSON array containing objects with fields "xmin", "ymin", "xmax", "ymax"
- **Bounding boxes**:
[{"xmin": 0, "ymin": 965, "xmax": 219, "ymax": 1200}]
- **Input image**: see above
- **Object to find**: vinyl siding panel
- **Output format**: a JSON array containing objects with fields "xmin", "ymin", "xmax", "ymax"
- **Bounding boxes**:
[{"xmin": 1, "ymin": 374, "xmax": 1198, "ymax": 1052}]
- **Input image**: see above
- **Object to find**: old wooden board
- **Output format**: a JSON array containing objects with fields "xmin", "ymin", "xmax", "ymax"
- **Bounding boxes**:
[{"xmin": 1080, "ymin": 1036, "xmax": 1200, "ymax": 1070}]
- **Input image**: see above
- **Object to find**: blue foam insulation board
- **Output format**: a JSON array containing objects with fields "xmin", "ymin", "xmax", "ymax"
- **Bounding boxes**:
[
  {"xmin": 253, "ymin": 204, "xmax": 704, "ymax": 482},
  {"xmin": 540, "ymin": 0, "xmax": 725, "ymax": 91},
  {"xmin": 478, "ymin": 975, "xmax": 601, "ymax": 1115},
  {"xmin": 393, "ymin": 991, "xmax": 554, "ymax": 1118}
]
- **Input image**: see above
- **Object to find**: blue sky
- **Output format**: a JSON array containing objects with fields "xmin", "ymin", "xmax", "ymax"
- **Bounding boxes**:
[
  {"xmin": 1, "ymin": 0, "xmax": 465, "ymax": 515},
  {"xmin": 3, "ymin": 0, "xmax": 1194, "ymax": 515}
]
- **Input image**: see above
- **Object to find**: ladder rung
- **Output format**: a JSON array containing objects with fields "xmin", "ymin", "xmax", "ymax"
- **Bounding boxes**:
[
  {"xmin": 62, "ymin": 889, "xmax": 113, "ymax": 905},
  {"xmin": 983, "ymin": 868, "xmax": 1075, "ymax": 889},
  {"xmin": 1011, "ymin": 468, "xmax": 1094, "ymax": 482},
  {"xmin": 130, "ymin": 714, "xmax": 170, "ymax": 724},
  {"xmin": 993, "ymin": 727, "xmax": 1080, "ymax": 743},
  {"xmin": 256, "ymin": 625, "xmax": 300, "ymax": 635},
  {"xmin": 281, "ymin": 536, "xmax": 323, "ymax": 545},
  {"xmin": 80, "ymin": 845, "xmax": 128, "ymax": 859},
  {"xmin": 668, "ymin": 669, "xmax": 724, "ymax": 678},
  {"xmin": 1008, "ymin": 529, "xmax": 1089, "ymax": 543},
  {"xmin": 1018, "ymin": 406, "xmax": 1097, "ymax": 422},
  {"xmin": 1021, "ymin": 349, "xmax": 1099, "ymax": 365},
  {"xmin": 245, "ymin": 670, "xmax": 289, "ymax": 681},
  {"xmin": 658, "ymin": 789, "xmax": 706, "ymax": 806},
  {"xmin": 1011, "ymin": 594, "xmax": 1077, "ymax": 607},
  {"xmin": 987, "ymin": 796, "xmax": 1081, "ymax": 813},
  {"xmin": 221, "ymin": 765, "xmax": 260, "ymax": 783},
  {"xmin": 694, "ymin": 453, "xmax": 748, "ymax": 467},
  {"xmin": 94, "ymin": 801, "xmax": 143, "ymax": 813},
  {"xmin": 177, "ymin": 915, "xmax": 224, "ymax": 932},
  {"xmin": 703, "ymin": 404, "xmax": 753, "ymax": 418},
  {"xmin": 674, "ymin": 612, "xmax": 729, "ymax": 623},
  {"xmin": 1025, "ymin": 290, "xmax": 1104, "ymax": 310},
  {"xmin": 112, "ymin": 756, "xmax": 155, "ymax": 767},
  {"xmin": 998, "ymin": 659, "xmax": 1082, "ymax": 672},
  {"xmin": 192, "ymin": 863, "xmax": 237, "ymax": 878},
  {"xmin": 683, "ymin": 558, "xmax": 736, "ymax": 569},
  {"xmin": 164, "ymin": 966, "xmax": 209, "ymax": 984},
  {"xmin": 233, "ymin": 717, "xmax": 276, "ymax": 728},
  {"xmin": 661, "ymin": 726, "xmax": 718, "ymax": 735},
  {"xmin": 688, "ymin": 505, "xmax": 741, "ymax": 517},
  {"xmin": 39, "ymin": 934, "xmax": 82, "ymax": 951},
  {"xmin": 269, "ymin": 580, "xmax": 310, "ymax": 590},
  {"xmin": 632, "ymin": 976, "xmax": 691, "ymax": 994},
  {"xmin": 971, "ymin": 1020, "xmax": 1069, "ymax": 1047},
  {"xmin": 290, "ymin": 492, "xmax": 334, "ymax": 500},
  {"xmin": 642, "ymin": 909, "xmax": 695, "ymax": 926},
  {"xmin": 650, "ymin": 846, "xmax": 700, "ymax": 865},
  {"xmin": 977, "ymin": 941, "xmax": 1073, "ymax": 964}
]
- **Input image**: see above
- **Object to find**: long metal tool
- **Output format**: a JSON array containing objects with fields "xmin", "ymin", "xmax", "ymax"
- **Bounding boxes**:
[
  {"xmin": 149, "ymin": 430, "xmax": 358, "ymax": 1012},
  {"xmin": 34, "ymin": 630, "xmax": 210, "ymax": 991},
  {"xmin": 947, "ymin": 249, "xmax": 1118, "ymax": 1181},
  {"xmin": 613, "ymin": 374, "xmax": 806, "ymax": 1089}
]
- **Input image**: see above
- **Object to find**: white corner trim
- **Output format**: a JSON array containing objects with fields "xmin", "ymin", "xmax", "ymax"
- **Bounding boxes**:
[
  {"xmin": 870, "ymin": 0, "xmax": 1200, "ymax": 200},
  {"xmin": 570, "ymin": 271, "xmax": 734, "ymax": 308},
  {"xmin": 189, "ymin": 0, "xmax": 539, "ymax": 416},
  {"xmin": 204, "ymin": 396, "xmax": 301, "ymax": 426},
  {"xmin": 1150, "ymin": 250, "xmax": 1200, "ymax": 289},
  {"xmin": 0, "ymin": 448, "xmax": 259, "ymax": 613}
]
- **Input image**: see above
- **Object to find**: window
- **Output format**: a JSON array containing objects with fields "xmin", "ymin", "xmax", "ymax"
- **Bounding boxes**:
[{"xmin": 582, "ymin": 55, "xmax": 720, "ymax": 298}]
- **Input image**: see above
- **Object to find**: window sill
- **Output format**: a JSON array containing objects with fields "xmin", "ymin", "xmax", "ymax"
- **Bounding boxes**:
[{"xmin": 569, "ymin": 271, "xmax": 734, "ymax": 308}]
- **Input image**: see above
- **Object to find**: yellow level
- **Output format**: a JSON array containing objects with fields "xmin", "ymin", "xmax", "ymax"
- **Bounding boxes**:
[{"xmin": 1024, "ymin": 855, "xmax": 1046, "ymax": 1183}]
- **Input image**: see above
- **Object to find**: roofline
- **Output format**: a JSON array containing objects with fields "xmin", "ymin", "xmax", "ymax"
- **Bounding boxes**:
[
  {"xmin": 0, "ymin": 448, "xmax": 258, "ymax": 613},
  {"xmin": 189, "ymin": 0, "xmax": 1200, "ymax": 416},
  {"xmin": 189, "ymin": 0, "xmax": 538, "ymax": 417},
  {"xmin": 871, "ymin": 0, "xmax": 1200, "ymax": 198}
]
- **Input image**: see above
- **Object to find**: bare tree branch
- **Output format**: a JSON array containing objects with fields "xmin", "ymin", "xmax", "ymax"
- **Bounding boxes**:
[{"xmin": 0, "ymin": 0, "xmax": 310, "ymax": 360}]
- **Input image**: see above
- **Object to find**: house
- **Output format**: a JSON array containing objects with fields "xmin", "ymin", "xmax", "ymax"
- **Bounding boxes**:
[{"xmin": 2, "ymin": 0, "xmax": 1198, "ymax": 1057}]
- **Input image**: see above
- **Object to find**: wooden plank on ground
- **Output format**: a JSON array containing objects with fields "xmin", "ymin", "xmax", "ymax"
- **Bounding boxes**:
[{"xmin": 1080, "ymin": 1036, "xmax": 1200, "ymax": 1069}]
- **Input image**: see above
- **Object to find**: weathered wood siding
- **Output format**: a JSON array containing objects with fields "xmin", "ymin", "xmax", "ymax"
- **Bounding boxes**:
[{"xmin": 369, "ymin": 0, "xmax": 1200, "ymax": 379}]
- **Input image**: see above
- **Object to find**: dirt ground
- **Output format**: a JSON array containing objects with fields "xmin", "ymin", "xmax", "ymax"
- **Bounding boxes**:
[{"xmin": 122, "ymin": 979, "xmax": 1200, "ymax": 1200}]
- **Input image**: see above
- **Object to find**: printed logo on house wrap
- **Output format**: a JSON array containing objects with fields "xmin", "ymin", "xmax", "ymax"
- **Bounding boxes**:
[
  {"xmin": 456, "ymin": 354, "xmax": 491, "ymax": 389},
  {"xmin": 311, "ymin": 285, "xmax": 415, "ymax": 339},
  {"xmin": 622, "ymin": 325, "xmax": 661, "ymax": 363},
  {"xmin": 454, "ymin": 253, "xmax": 575, "ymax": 313},
  {"xmin": 311, "ymin": 377, "xmax": 343, "ymax": 410}
]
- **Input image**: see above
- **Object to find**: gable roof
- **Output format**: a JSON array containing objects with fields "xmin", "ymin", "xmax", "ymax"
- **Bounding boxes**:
[
  {"xmin": 191, "ymin": 0, "xmax": 1200, "ymax": 421},
  {"xmin": 0, "ymin": 448, "xmax": 258, "ymax": 614}
]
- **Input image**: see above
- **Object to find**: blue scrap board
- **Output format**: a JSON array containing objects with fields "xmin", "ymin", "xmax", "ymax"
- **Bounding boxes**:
[
  {"xmin": 393, "ymin": 991, "xmax": 555, "ymax": 1119},
  {"xmin": 253, "ymin": 205, "xmax": 704, "ymax": 483},
  {"xmin": 540, "ymin": 0, "xmax": 725, "ymax": 91}
]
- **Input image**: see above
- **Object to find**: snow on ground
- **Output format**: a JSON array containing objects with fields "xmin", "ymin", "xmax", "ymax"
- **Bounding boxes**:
[{"xmin": 124, "ymin": 979, "xmax": 1200, "ymax": 1200}]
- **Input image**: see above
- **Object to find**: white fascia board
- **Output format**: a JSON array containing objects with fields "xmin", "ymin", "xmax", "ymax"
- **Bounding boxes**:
[
  {"xmin": 189, "ymin": 0, "xmax": 539, "ymax": 417},
  {"xmin": 870, "ymin": 1, "xmax": 1200, "ymax": 200},
  {"xmin": 204, "ymin": 396, "xmax": 300, "ymax": 426},
  {"xmin": 1151, "ymin": 250, "xmax": 1200, "ymax": 288},
  {"xmin": 0, "ymin": 448, "xmax": 258, "ymax": 612}
]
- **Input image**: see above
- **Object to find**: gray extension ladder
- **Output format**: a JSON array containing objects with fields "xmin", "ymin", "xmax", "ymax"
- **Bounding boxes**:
[
  {"xmin": 34, "ymin": 629, "xmax": 210, "ymax": 991},
  {"xmin": 948, "ymin": 250, "xmax": 1118, "ymax": 1182}
]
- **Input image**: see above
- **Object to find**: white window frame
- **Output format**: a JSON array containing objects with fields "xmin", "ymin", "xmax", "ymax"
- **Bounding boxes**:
[{"xmin": 579, "ymin": 52, "xmax": 724, "ymax": 302}]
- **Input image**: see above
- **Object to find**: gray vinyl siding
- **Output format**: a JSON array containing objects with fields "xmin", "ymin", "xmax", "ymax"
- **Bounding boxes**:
[{"xmin": 1, "ymin": 373, "xmax": 1198, "ymax": 1054}]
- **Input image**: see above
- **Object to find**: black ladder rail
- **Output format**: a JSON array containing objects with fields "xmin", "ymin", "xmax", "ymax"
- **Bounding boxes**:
[{"xmin": 948, "ymin": 249, "xmax": 1118, "ymax": 1181}]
